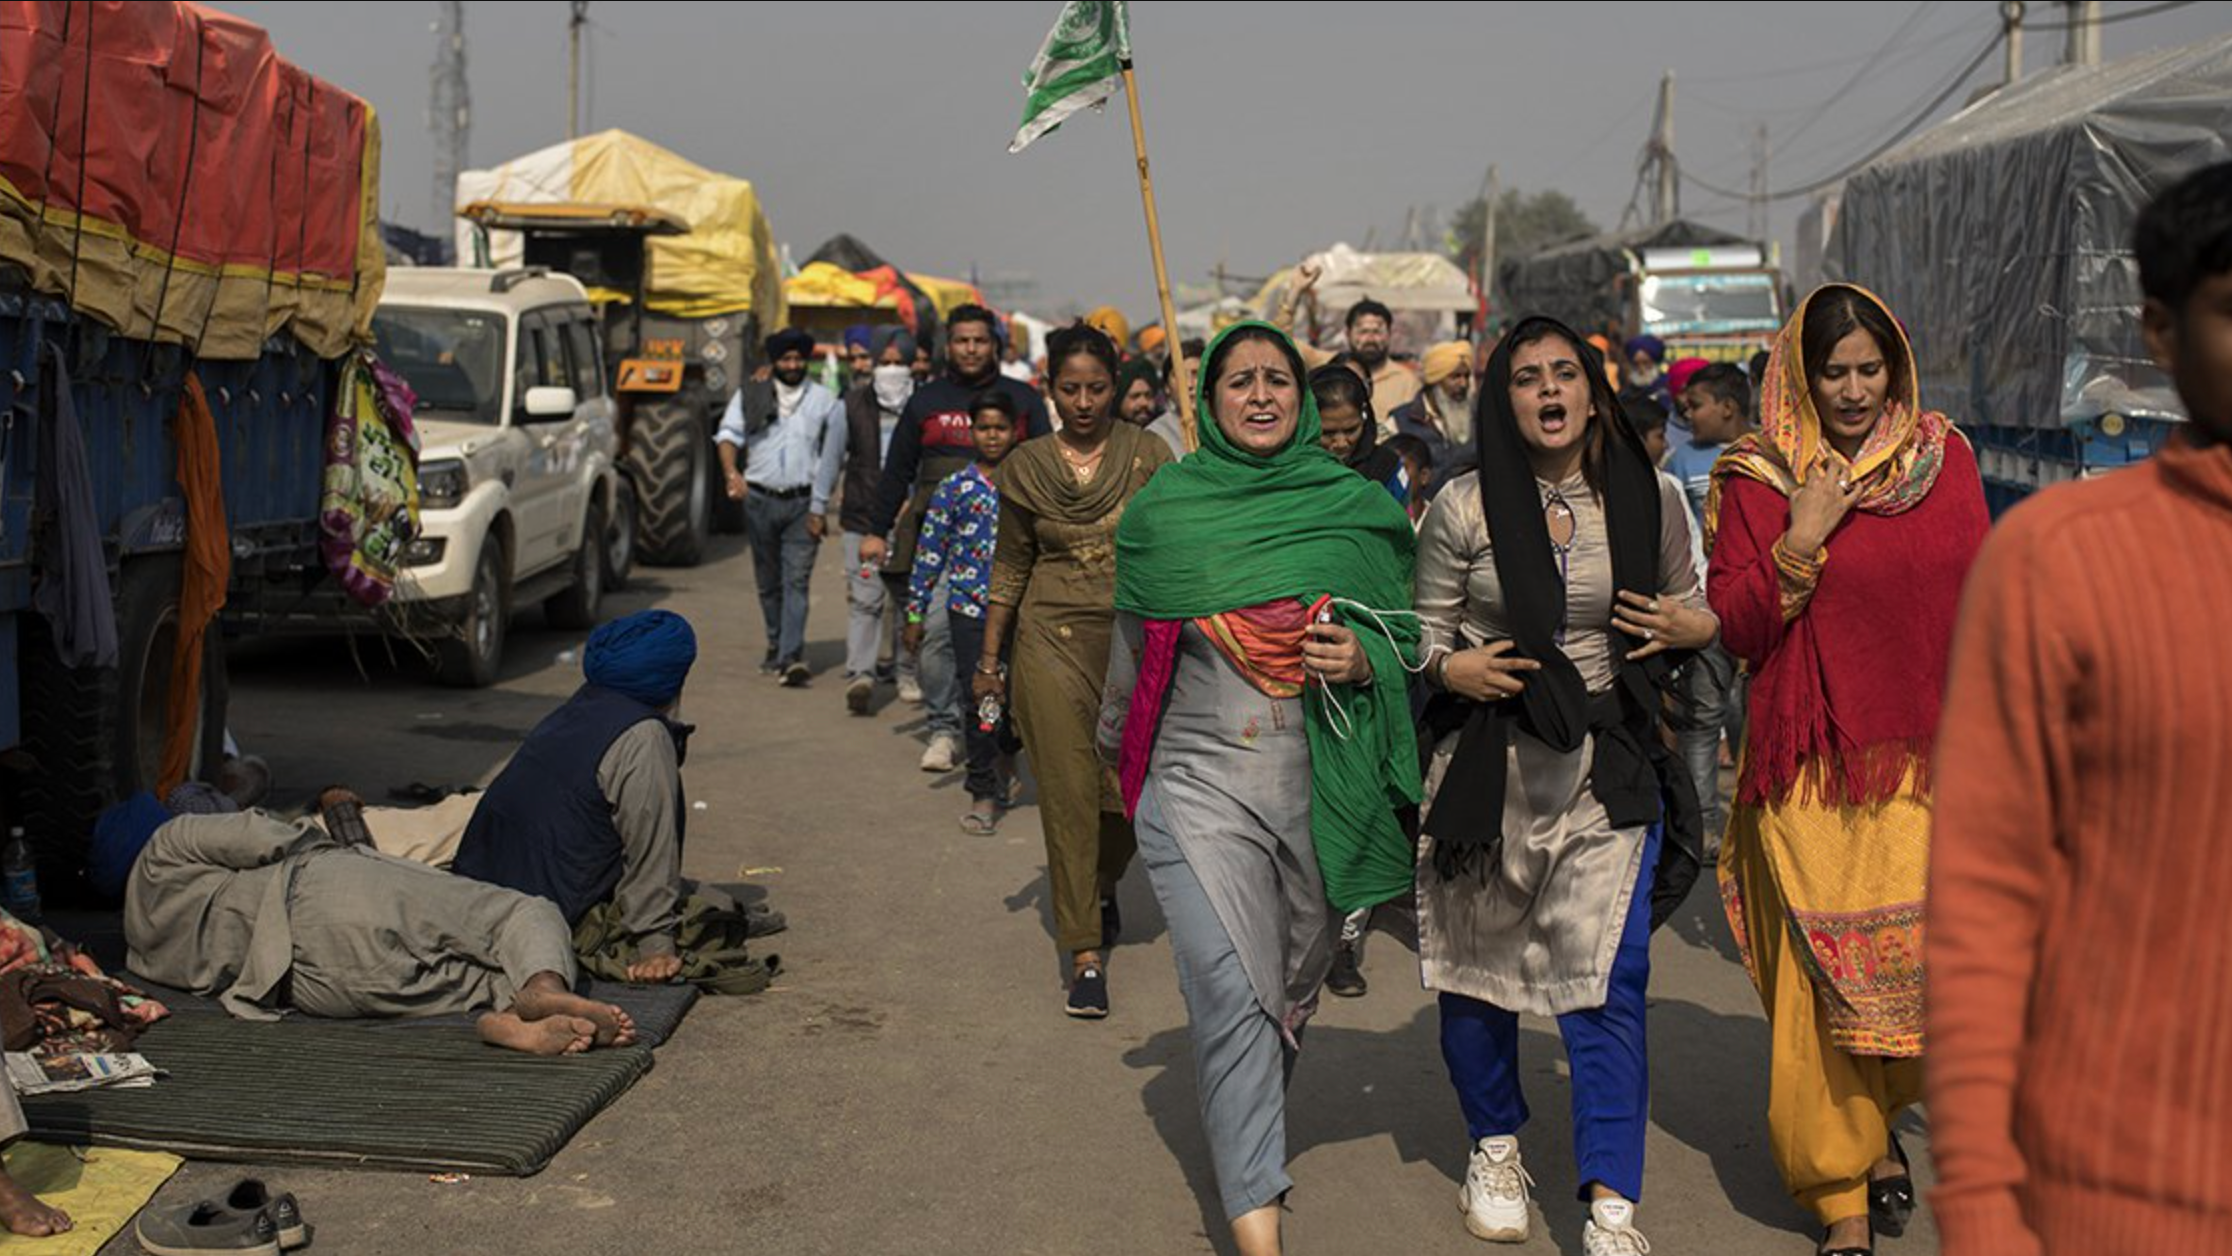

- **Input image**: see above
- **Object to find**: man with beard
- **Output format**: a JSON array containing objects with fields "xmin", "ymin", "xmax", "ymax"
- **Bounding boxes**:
[
  {"xmin": 717, "ymin": 329, "xmax": 847, "ymax": 687},
  {"xmin": 860, "ymin": 306, "xmax": 1053, "ymax": 772},
  {"xmin": 1389, "ymin": 340, "xmax": 1474, "ymax": 495},
  {"xmin": 838, "ymin": 327, "xmax": 919, "ymax": 714},
  {"xmin": 1343, "ymin": 298, "xmax": 1421, "ymax": 436}
]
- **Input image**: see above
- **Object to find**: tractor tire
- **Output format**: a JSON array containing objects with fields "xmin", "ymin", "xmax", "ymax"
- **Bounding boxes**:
[
  {"xmin": 627, "ymin": 392, "xmax": 712, "ymax": 567},
  {"xmin": 18, "ymin": 556, "xmax": 224, "ymax": 902}
]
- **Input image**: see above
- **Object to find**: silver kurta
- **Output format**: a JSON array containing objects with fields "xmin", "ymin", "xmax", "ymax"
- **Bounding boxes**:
[{"xmin": 1412, "ymin": 469, "xmax": 1710, "ymax": 1015}]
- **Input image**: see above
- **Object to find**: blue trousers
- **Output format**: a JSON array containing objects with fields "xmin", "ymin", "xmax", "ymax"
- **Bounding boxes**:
[
  {"xmin": 1439, "ymin": 826, "xmax": 1659, "ymax": 1203},
  {"xmin": 743, "ymin": 491, "xmax": 817, "ymax": 667},
  {"xmin": 946, "ymin": 609, "xmax": 1019, "ymax": 802}
]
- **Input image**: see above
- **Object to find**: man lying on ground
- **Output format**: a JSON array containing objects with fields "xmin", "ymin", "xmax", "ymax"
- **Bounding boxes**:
[
  {"xmin": 0, "ymin": 1090, "xmax": 68, "ymax": 1236},
  {"xmin": 123, "ymin": 796, "xmax": 636, "ymax": 1056},
  {"xmin": 451, "ymin": 609, "xmax": 697, "ymax": 983}
]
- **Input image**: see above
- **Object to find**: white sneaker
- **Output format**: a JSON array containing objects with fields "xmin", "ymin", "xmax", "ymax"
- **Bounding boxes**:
[
  {"xmin": 919, "ymin": 733, "xmax": 962, "ymax": 773},
  {"xmin": 897, "ymin": 675, "xmax": 925, "ymax": 704},
  {"xmin": 1582, "ymin": 1197, "xmax": 1651, "ymax": 1255},
  {"xmin": 1458, "ymin": 1135, "xmax": 1535, "ymax": 1242}
]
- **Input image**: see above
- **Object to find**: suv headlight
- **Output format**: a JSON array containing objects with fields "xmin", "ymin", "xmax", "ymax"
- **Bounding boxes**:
[{"xmin": 418, "ymin": 458, "xmax": 469, "ymax": 510}]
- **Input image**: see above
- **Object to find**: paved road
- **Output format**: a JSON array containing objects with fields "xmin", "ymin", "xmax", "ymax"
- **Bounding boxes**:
[{"xmin": 108, "ymin": 533, "xmax": 1942, "ymax": 1255}]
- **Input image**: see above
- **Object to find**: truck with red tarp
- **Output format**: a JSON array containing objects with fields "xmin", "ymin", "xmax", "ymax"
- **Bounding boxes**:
[{"xmin": 0, "ymin": 0, "xmax": 388, "ymax": 898}]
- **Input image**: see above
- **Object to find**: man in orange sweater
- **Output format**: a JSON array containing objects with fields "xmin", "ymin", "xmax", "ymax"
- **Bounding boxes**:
[{"xmin": 1928, "ymin": 159, "xmax": 2232, "ymax": 1256}]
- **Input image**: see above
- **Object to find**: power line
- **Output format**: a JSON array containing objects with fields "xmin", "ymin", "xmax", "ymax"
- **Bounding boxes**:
[
  {"xmin": 1776, "ymin": 1, "xmax": 1945, "ymax": 153},
  {"xmin": 2027, "ymin": 0, "xmax": 2195, "ymax": 29},
  {"xmin": 1683, "ymin": 27, "xmax": 2007, "ymax": 203}
]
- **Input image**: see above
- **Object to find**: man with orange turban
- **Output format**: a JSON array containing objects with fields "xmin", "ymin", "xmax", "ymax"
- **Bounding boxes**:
[{"xmin": 1388, "ymin": 339, "xmax": 1475, "ymax": 493}]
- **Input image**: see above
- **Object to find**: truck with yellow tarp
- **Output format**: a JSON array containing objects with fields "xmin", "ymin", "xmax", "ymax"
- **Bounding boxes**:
[
  {"xmin": 455, "ymin": 131, "xmax": 785, "ymax": 567},
  {"xmin": 0, "ymin": 0, "xmax": 390, "ymax": 896}
]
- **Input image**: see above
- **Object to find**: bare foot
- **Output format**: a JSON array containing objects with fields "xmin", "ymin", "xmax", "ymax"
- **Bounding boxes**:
[
  {"xmin": 0, "ymin": 1169, "xmax": 71, "ymax": 1238},
  {"xmin": 512, "ymin": 987, "xmax": 639, "ymax": 1048},
  {"xmin": 477, "ymin": 1010, "xmax": 596, "ymax": 1055}
]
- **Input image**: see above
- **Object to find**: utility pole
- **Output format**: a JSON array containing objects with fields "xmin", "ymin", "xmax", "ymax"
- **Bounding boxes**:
[
  {"xmin": 429, "ymin": 1, "xmax": 468, "ymax": 240},
  {"xmin": 1747, "ymin": 123, "xmax": 1771, "ymax": 242},
  {"xmin": 2062, "ymin": 0, "xmax": 2100, "ymax": 67},
  {"xmin": 1647, "ymin": 72, "xmax": 1678, "ymax": 226},
  {"xmin": 2002, "ymin": 0, "xmax": 2026, "ymax": 84},
  {"xmin": 1480, "ymin": 164, "xmax": 1500, "ymax": 326},
  {"xmin": 568, "ymin": 2, "xmax": 589, "ymax": 139}
]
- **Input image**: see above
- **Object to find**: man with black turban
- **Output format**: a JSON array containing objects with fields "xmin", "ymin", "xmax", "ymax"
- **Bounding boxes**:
[
  {"xmin": 716, "ymin": 328, "xmax": 848, "ymax": 687},
  {"xmin": 453, "ymin": 609, "xmax": 698, "ymax": 981}
]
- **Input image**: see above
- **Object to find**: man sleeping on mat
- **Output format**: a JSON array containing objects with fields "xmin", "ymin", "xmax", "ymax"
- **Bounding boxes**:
[{"xmin": 122, "ymin": 789, "xmax": 637, "ymax": 1056}]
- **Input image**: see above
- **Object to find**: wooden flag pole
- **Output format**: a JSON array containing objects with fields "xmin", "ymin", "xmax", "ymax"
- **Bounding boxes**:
[{"xmin": 1119, "ymin": 62, "xmax": 1195, "ymax": 451}]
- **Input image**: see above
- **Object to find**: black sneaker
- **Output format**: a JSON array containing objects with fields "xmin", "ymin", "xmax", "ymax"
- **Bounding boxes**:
[
  {"xmin": 1065, "ymin": 965, "xmax": 1110, "ymax": 1019},
  {"xmin": 781, "ymin": 662, "xmax": 811, "ymax": 688},
  {"xmin": 1100, "ymin": 894, "xmax": 1122, "ymax": 949},
  {"xmin": 757, "ymin": 653, "xmax": 780, "ymax": 676},
  {"xmin": 1326, "ymin": 939, "xmax": 1368, "ymax": 998},
  {"xmin": 845, "ymin": 673, "xmax": 874, "ymax": 714}
]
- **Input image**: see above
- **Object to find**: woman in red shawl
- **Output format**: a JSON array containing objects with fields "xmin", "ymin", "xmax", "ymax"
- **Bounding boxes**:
[{"xmin": 1707, "ymin": 284, "xmax": 1987, "ymax": 1256}]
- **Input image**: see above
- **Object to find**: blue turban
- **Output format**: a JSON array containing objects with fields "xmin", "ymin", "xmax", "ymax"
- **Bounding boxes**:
[
  {"xmin": 842, "ymin": 324, "xmax": 875, "ymax": 353},
  {"xmin": 871, "ymin": 325, "xmax": 917, "ymax": 362},
  {"xmin": 584, "ymin": 610, "xmax": 697, "ymax": 707},
  {"xmin": 1622, "ymin": 334, "xmax": 1666, "ymax": 364},
  {"xmin": 764, "ymin": 328, "xmax": 815, "ymax": 361}
]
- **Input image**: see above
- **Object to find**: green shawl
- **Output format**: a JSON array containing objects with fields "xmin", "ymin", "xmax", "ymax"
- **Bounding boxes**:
[{"xmin": 1114, "ymin": 322, "xmax": 1422, "ymax": 911}]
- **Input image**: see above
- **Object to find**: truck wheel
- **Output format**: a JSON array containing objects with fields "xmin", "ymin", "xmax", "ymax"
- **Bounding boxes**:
[
  {"xmin": 18, "ymin": 556, "xmax": 223, "ymax": 902},
  {"xmin": 435, "ymin": 540, "xmax": 509, "ymax": 688},
  {"xmin": 544, "ymin": 497, "xmax": 605, "ymax": 630},
  {"xmin": 604, "ymin": 478, "xmax": 637, "ymax": 591},
  {"xmin": 709, "ymin": 446, "xmax": 746, "ymax": 537},
  {"xmin": 627, "ymin": 392, "xmax": 711, "ymax": 567}
]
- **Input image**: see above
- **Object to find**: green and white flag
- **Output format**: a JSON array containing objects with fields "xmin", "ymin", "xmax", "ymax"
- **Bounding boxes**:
[{"xmin": 1008, "ymin": 1, "xmax": 1132, "ymax": 154}]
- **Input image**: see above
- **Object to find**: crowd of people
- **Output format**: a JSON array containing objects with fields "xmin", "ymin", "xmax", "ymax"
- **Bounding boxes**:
[
  {"xmin": 710, "ymin": 162, "xmax": 2231, "ymax": 1256},
  {"xmin": 19, "ymin": 162, "xmax": 2223, "ymax": 1255}
]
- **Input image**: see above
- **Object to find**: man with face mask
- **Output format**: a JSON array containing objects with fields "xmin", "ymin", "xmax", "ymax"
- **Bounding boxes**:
[
  {"xmin": 1389, "ymin": 340, "xmax": 1475, "ymax": 495},
  {"xmin": 859, "ymin": 306, "xmax": 1052, "ymax": 773},
  {"xmin": 716, "ymin": 329, "xmax": 847, "ymax": 687},
  {"xmin": 837, "ymin": 327, "xmax": 918, "ymax": 714}
]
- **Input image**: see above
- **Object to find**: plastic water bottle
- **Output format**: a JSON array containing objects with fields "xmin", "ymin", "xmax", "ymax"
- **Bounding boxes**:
[
  {"xmin": 977, "ymin": 693, "xmax": 1004, "ymax": 734},
  {"xmin": 3, "ymin": 827, "xmax": 40, "ymax": 921}
]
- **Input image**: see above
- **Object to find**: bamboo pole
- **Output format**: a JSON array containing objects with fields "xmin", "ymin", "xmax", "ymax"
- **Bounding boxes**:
[{"xmin": 1119, "ymin": 63, "xmax": 1195, "ymax": 451}]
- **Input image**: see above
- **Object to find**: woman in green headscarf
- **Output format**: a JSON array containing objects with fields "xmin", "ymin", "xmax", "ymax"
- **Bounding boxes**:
[{"xmin": 1099, "ymin": 321, "xmax": 1420, "ymax": 1256}]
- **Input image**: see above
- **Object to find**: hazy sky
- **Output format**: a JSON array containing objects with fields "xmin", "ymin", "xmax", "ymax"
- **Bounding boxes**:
[{"xmin": 226, "ymin": 1, "xmax": 2232, "ymax": 319}]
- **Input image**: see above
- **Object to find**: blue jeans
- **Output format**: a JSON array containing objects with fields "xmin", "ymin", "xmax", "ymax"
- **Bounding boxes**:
[
  {"xmin": 1672, "ymin": 645, "xmax": 1746, "ymax": 852},
  {"xmin": 946, "ymin": 609, "xmax": 1018, "ymax": 801},
  {"xmin": 1439, "ymin": 826, "xmax": 1660, "ymax": 1203},
  {"xmin": 744, "ymin": 491, "xmax": 817, "ymax": 667},
  {"xmin": 841, "ymin": 532, "xmax": 887, "ymax": 680}
]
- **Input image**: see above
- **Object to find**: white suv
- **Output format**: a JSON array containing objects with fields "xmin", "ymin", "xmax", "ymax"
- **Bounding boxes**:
[{"xmin": 371, "ymin": 267, "xmax": 633, "ymax": 686}]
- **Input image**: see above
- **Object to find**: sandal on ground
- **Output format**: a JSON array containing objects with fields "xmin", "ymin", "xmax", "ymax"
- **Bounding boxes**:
[
  {"xmin": 1869, "ymin": 1132, "xmax": 1915, "ymax": 1238},
  {"xmin": 959, "ymin": 806, "xmax": 1000, "ymax": 836}
]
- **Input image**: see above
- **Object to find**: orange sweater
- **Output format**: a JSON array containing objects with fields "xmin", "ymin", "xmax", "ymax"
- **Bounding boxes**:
[{"xmin": 1928, "ymin": 435, "xmax": 2232, "ymax": 1256}]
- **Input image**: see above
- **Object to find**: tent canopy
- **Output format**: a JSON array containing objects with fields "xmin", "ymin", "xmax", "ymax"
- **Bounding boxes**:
[
  {"xmin": 456, "ymin": 130, "xmax": 783, "ymax": 324},
  {"xmin": 1253, "ymin": 243, "xmax": 1476, "ymax": 318}
]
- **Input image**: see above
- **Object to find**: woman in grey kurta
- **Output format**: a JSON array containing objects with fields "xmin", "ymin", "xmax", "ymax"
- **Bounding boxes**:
[
  {"xmin": 1413, "ymin": 319, "xmax": 1715, "ymax": 1253},
  {"xmin": 1100, "ymin": 323, "xmax": 1420, "ymax": 1256}
]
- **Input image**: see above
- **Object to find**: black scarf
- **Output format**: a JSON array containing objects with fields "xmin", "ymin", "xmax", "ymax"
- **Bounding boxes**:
[
  {"xmin": 1420, "ymin": 317, "xmax": 1700, "ymax": 929},
  {"xmin": 1344, "ymin": 409, "xmax": 1404, "ymax": 488}
]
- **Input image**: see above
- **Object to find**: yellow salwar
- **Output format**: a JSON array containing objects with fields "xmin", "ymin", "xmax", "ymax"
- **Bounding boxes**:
[{"xmin": 1721, "ymin": 786, "xmax": 1928, "ymax": 1224}]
